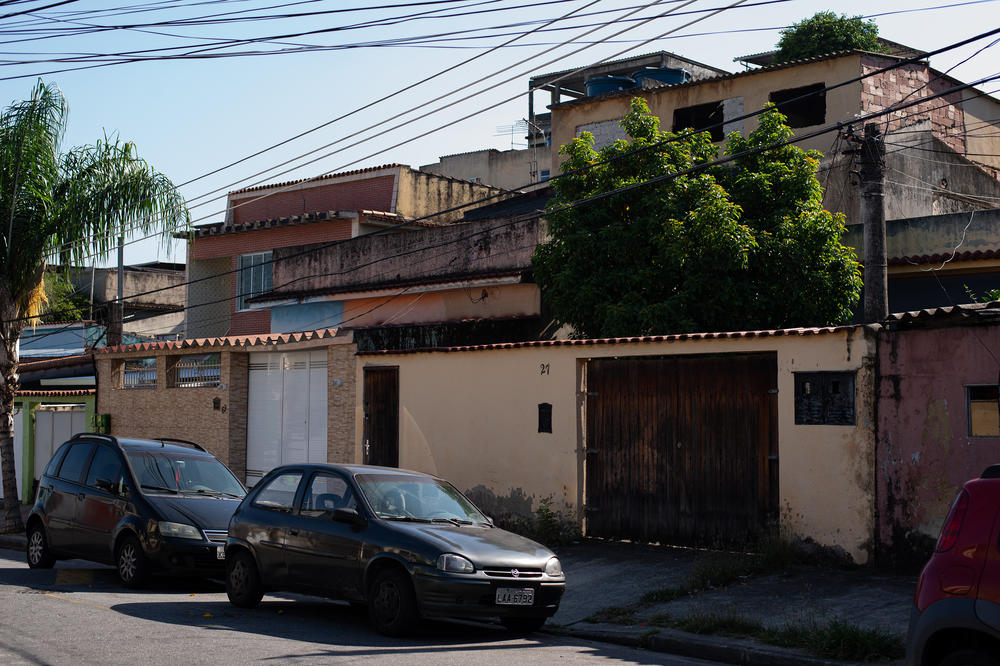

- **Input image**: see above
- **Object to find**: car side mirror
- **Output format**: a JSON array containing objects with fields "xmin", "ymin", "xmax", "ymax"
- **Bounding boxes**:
[
  {"xmin": 333, "ymin": 507, "xmax": 366, "ymax": 528},
  {"xmin": 95, "ymin": 478, "xmax": 116, "ymax": 494}
]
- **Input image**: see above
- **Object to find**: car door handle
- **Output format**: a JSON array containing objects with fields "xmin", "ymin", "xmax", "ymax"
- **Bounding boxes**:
[{"xmin": 77, "ymin": 492, "xmax": 86, "ymax": 501}]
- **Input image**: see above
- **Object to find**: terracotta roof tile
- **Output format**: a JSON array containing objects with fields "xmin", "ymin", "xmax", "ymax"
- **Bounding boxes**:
[
  {"xmin": 95, "ymin": 328, "xmax": 341, "ymax": 354},
  {"xmin": 229, "ymin": 165, "xmax": 401, "ymax": 195},
  {"xmin": 357, "ymin": 324, "xmax": 870, "ymax": 355},
  {"xmin": 19, "ymin": 354, "xmax": 94, "ymax": 371},
  {"xmin": 889, "ymin": 249, "xmax": 1000, "ymax": 266},
  {"xmin": 16, "ymin": 389, "xmax": 94, "ymax": 397}
]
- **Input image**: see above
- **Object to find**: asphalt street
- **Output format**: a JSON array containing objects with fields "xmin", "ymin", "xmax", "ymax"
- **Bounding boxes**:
[{"xmin": 0, "ymin": 547, "xmax": 727, "ymax": 665}]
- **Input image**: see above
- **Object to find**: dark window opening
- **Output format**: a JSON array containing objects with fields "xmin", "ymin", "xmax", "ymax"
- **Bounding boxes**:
[
  {"xmin": 968, "ymin": 385, "xmax": 999, "ymax": 437},
  {"xmin": 768, "ymin": 83, "xmax": 826, "ymax": 128},
  {"xmin": 538, "ymin": 403, "xmax": 552, "ymax": 433},
  {"xmin": 794, "ymin": 372, "xmax": 856, "ymax": 425},
  {"xmin": 672, "ymin": 101, "xmax": 725, "ymax": 141}
]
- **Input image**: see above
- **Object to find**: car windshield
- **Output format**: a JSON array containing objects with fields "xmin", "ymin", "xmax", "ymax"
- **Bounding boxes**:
[
  {"xmin": 126, "ymin": 450, "xmax": 245, "ymax": 498},
  {"xmin": 355, "ymin": 474, "xmax": 488, "ymax": 524}
]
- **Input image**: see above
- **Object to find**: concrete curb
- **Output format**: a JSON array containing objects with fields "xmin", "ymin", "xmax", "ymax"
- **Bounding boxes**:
[
  {"xmin": 551, "ymin": 622, "xmax": 875, "ymax": 666},
  {"xmin": 0, "ymin": 533, "xmax": 26, "ymax": 551}
]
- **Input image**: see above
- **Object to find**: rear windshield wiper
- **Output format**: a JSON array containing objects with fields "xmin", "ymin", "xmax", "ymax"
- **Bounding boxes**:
[{"xmin": 140, "ymin": 484, "xmax": 178, "ymax": 494}]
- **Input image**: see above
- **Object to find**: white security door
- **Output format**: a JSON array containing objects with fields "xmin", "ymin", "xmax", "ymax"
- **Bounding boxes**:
[{"xmin": 246, "ymin": 350, "xmax": 328, "ymax": 486}]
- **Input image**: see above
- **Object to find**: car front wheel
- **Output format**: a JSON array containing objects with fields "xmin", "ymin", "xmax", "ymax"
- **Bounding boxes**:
[
  {"xmin": 116, "ymin": 535, "xmax": 149, "ymax": 588},
  {"xmin": 368, "ymin": 568, "xmax": 418, "ymax": 636},
  {"xmin": 26, "ymin": 524, "xmax": 55, "ymax": 569},
  {"xmin": 226, "ymin": 551, "xmax": 263, "ymax": 609}
]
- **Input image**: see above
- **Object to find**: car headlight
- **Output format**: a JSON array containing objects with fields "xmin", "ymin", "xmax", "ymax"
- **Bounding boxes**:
[
  {"xmin": 436, "ymin": 553, "xmax": 475, "ymax": 574},
  {"xmin": 157, "ymin": 521, "xmax": 202, "ymax": 540},
  {"xmin": 544, "ymin": 557, "xmax": 563, "ymax": 577}
]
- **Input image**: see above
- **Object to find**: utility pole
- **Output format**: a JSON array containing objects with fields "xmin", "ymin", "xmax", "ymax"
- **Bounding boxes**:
[
  {"xmin": 859, "ymin": 122, "xmax": 887, "ymax": 323},
  {"xmin": 106, "ymin": 234, "xmax": 124, "ymax": 347}
]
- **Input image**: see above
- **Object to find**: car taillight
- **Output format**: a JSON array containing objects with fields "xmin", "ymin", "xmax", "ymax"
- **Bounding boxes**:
[{"xmin": 936, "ymin": 489, "xmax": 970, "ymax": 552}]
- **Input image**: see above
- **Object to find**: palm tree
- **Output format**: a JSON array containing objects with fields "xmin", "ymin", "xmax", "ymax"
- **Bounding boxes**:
[{"xmin": 0, "ymin": 81, "xmax": 188, "ymax": 532}]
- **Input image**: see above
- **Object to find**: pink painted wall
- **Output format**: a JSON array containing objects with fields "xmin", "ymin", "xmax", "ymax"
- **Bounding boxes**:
[{"xmin": 877, "ymin": 324, "xmax": 1000, "ymax": 566}]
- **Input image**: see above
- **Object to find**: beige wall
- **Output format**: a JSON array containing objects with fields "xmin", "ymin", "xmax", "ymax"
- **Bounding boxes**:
[
  {"xmin": 396, "ymin": 168, "xmax": 507, "ymax": 224},
  {"xmin": 357, "ymin": 327, "xmax": 878, "ymax": 562},
  {"xmin": 962, "ymin": 92, "xmax": 1000, "ymax": 171},
  {"xmin": 550, "ymin": 56, "xmax": 863, "ymax": 173},
  {"xmin": 420, "ymin": 148, "xmax": 552, "ymax": 191}
]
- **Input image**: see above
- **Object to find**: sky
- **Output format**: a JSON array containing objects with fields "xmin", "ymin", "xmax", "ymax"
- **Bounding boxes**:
[{"xmin": 0, "ymin": 0, "xmax": 996, "ymax": 267}]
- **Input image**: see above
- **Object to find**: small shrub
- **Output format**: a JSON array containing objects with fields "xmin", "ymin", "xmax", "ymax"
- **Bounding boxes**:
[
  {"xmin": 673, "ymin": 612, "xmax": 763, "ymax": 637},
  {"xmin": 501, "ymin": 496, "xmax": 579, "ymax": 548},
  {"xmin": 585, "ymin": 605, "xmax": 636, "ymax": 624},
  {"xmin": 759, "ymin": 620, "xmax": 904, "ymax": 662},
  {"xmin": 686, "ymin": 550, "xmax": 759, "ymax": 590},
  {"xmin": 640, "ymin": 586, "xmax": 688, "ymax": 604}
]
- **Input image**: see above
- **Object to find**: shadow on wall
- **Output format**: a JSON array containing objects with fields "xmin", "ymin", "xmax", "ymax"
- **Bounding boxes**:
[{"xmin": 465, "ymin": 485, "xmax": 580, "ymax": 549}]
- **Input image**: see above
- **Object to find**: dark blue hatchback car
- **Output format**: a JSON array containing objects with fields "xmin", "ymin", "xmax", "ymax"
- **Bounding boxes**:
[
  {"xmin": 226, "ymin": 463, "xmax": 566, "ymax": 635},
  {"xmin": 26, "ymin": 433, "xmax": 245, "ymax": 587}
]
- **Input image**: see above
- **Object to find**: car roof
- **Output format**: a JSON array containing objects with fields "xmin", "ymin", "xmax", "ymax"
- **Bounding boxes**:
[
  {"xmin": 116, "ymin": 437, "xmax": 213, "ymax": 456},
  {"xmin": 272, "ymin": 462, "xmax": 440, "ymax": 480}
]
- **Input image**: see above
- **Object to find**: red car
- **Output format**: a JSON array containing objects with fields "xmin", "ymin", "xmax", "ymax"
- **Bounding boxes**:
[{"xmin": 907, "ymin": 465, "xmax": 1000, "ymax": 666}]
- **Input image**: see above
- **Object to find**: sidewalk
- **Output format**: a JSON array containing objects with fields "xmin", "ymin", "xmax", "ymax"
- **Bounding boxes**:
[{"xmin": 551, "ymin": 539, "xmax": 915, "ymax": 665}]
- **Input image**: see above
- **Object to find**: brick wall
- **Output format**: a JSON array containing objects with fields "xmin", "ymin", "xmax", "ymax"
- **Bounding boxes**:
[
  {"xmin": 861, "ymin": 55, "xmax": 966, "ymax": 154},
  {"xmin": 96, "ymin": 351, "xmax": 236, "ymax": 465},
  {"xmin": 327, "ymin": 343, "xmax": 357, "ymax": 463},
  {"xmin": 226, "ymin": 353, "xmax": 249, "ymax": 479},
  {"xmin": 230, "ymin": 176, "xmax": 396, "ymax": 225}
]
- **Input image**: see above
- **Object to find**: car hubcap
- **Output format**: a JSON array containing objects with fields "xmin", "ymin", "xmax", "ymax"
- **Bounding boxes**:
[
  {"xmin": 230, "ymin": 561, "xmax": 247, "ymax": 594},
  {"xmin": 28, "ymin": 531, "xmax": 42, "ymax": 564},
  {"xmin": 374, "ymin": 580, "xmax": 400, "ymax": 622},
  {"xmin": 119, "ymin": 545, "xmax": 136, "ymax": 581}
]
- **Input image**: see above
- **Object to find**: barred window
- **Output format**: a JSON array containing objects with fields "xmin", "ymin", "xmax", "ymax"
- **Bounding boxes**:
[
  {"xmin": 120, "ymin": 358, "xmax": 157, "ymax": 389},
  {"xmin": 167, "ymin": 353, "xmax": 221, "ymax": 388}
]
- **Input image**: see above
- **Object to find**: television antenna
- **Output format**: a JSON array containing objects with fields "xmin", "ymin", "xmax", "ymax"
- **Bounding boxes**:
[{"xmin": 495, "ymin": 119, "xmax": 528, "ymax": 149}]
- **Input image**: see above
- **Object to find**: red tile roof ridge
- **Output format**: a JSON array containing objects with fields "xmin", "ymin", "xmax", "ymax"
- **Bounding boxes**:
[
  {"xmin": 95, "ymin": 328, "xmax": 341, "ymax": 354},
  {"xmin": 357, "ymin": 324, "xmax": 868, "ymax": 355}
]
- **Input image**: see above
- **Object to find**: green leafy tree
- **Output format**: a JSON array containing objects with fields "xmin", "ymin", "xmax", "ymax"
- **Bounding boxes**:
[
  {"xmin": 0, "ymin": 82, "xmax": 188, "ymax": 531},
  {"xmin": 532, "ymin": 98, "xmax": 861, "ymax": 339},
  {"xmin": 774, "ymin": 12, "xmax": 887, "ymax": 63},
  {"xmin": 39, "ymin": 271, "xmax": 90, "ymax": 323}
]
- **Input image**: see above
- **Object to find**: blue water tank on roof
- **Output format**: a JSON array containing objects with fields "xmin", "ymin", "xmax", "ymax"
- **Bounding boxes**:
[
  {"xmin": 585, "ymin": 75, "xmax": 636, "ymax": 97},
  {"xmin": 632, "ymin": 67, "xmax": 691, "ymax": 87}
]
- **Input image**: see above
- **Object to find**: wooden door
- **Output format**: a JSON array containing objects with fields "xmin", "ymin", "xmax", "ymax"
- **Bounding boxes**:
[
  {"xmin": 363, "ymin": 366, "xmax": 399, "ymax": 468},
  {"xmin": 585, "ymin": 353, "xmax": 778, "ymax": 546}
]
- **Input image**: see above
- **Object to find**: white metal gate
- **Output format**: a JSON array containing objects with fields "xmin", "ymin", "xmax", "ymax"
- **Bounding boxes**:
[
  {"xmin": 246, "ymin": 350, "xmax": 327, "ymax": 486},
  {"xmin": 0, "ymin": 405, "xmax": 87, "ymax": 501}
]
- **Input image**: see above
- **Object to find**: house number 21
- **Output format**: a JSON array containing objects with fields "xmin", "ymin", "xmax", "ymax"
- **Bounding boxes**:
[{"xmin": 539, "ymin": 363, "xmax": 550, "ymax": 375}]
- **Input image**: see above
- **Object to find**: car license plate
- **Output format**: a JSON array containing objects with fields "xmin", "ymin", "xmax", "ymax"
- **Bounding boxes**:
[
  {"xmin": 216, "ymin": 546, "xmax": 225, "ymax": 560},
  {"xmin": 496, "ymin": 587, "xmax": 534, "ymax": 606}
]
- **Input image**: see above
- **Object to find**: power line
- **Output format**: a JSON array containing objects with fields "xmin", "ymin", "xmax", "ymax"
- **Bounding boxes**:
[{"xmin": 31, "ymin": 68, "xmax": 1000, "ymax": 330}]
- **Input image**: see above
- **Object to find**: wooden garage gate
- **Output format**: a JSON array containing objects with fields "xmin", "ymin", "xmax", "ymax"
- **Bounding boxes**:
[{"xmin": 585, "ymin": 353, "xmax": 778, "ymax": 547}]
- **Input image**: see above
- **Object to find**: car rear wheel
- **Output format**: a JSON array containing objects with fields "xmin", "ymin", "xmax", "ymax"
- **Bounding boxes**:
[
  {"xmin": 26, "ymin": 524, "xmax": 55, "ymax": 569},
  {"xmin": 226, "ymin": 551, "xmax": 263, "ymax": 609},
  {"xmin": 368, "ymin": 568, "xmax": 418, "ymax": 636},
  {"xmin": 939, "ymin": 648, "xmax": 1000, "ymax": 666},
  {"xmin": 116, "ymin": 535, "xmax": 149, "ymax": 588},
  {"xmin": 502, "ymin": 616, "xmax": 547, "ymax": 634}
]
